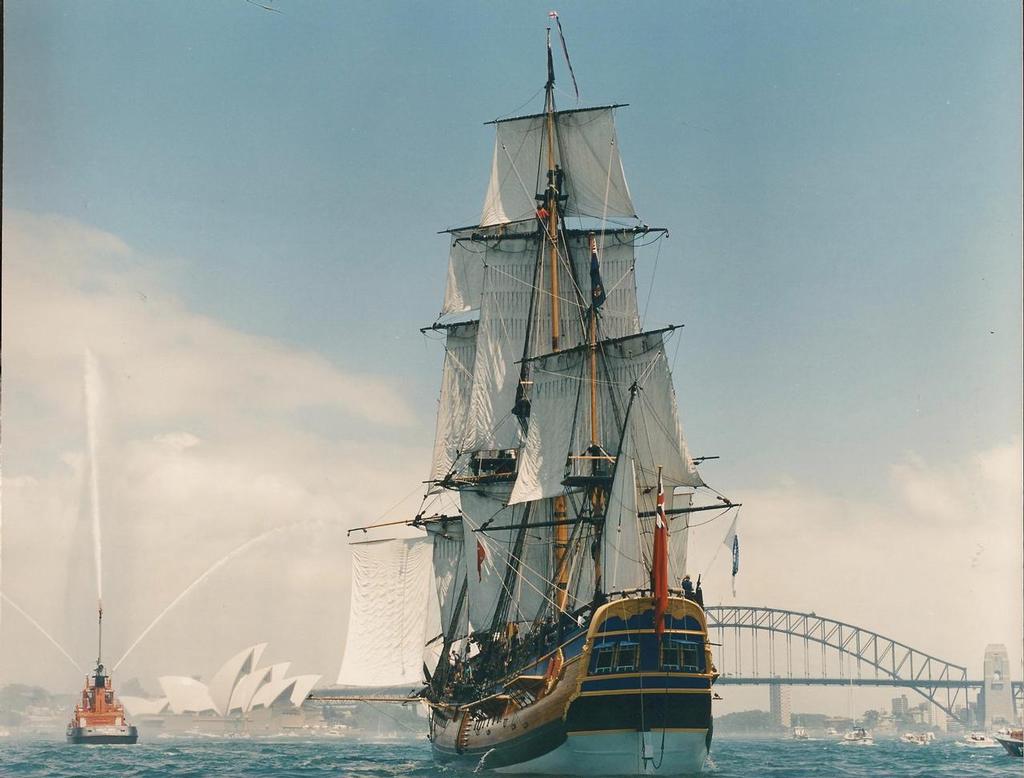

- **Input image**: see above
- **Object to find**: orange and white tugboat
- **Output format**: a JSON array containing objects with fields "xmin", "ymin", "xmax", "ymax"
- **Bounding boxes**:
[{"xmin": 66, "ymin": 605, "xmax": 138, "ymax": 744}]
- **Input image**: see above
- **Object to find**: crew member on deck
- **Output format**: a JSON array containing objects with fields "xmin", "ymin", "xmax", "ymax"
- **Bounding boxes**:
[
  {"xmin": 694, "ymin": 575, "xmax": 705, "ymax": 608},
  {"xmin": 681, "ymin": 575, "xmax": 694, "ymax": 599}
]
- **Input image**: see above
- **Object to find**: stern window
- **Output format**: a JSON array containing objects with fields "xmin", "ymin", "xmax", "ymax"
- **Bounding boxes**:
[
  {"xmin": 592, "ymin": 645, "xmax": 615, "ymax": 674},
  {"xmin": 615, "ymin": 643, "xmax": 639, "ymax": 672},
  {"xmin": 661, "ymin": 644, "xmax": 682, "ymax": 671}
]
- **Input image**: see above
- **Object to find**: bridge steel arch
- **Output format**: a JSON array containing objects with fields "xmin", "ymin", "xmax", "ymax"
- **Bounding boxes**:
[{"xmin": 704, "ymin": 606, "xmax": 972, "ymax": 724}]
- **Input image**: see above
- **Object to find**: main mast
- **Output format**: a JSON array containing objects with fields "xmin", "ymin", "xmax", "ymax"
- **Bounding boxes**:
[{"xmin": 543, "ymin": 29, "xmax": 571, "ymax": 615}]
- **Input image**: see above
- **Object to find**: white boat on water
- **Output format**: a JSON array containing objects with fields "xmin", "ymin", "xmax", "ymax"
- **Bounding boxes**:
[
  {"xmin": 840, "ymin": 727, "xmax": 874, "ymax": 745},
  {"xmin": 900, "ymin": 732, "xmax": 934, "ymax": 745},
  {"xmin": 792, "ymin": 726, "xmax": 809, "ymax": 740},
  {"xmin": 959, "ymin": 731, "xmax": 999, "ymax": 748}
]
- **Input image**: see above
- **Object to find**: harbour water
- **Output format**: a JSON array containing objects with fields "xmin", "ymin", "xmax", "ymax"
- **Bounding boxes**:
[{"xmin": 0, "ymin": 736, "xmax": 1018, "ymax": 777}]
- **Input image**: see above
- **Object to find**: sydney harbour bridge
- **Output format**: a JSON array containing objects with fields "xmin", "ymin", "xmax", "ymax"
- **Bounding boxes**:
[{"xmin": 704, "ymin": 605, "xmax": 1022, "ymax": 726}]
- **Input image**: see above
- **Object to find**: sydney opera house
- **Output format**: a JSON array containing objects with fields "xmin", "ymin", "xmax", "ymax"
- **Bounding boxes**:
[{"xmin": 120, "ymin": 644, "xmax": 321, "ymax": 734}]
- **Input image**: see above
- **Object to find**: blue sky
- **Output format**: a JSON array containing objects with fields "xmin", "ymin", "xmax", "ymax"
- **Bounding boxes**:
[{"xmin": 2, "ymin": 1, "xmax": 1021, "ymax": 701}]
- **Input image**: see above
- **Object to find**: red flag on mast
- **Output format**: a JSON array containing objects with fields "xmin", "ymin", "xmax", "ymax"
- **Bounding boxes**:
[
  {"xmin": 653, "ymin": 467, "xmax": 670, "ymax": 638},
  {"xmin": 476, "ymin": 540, "xmax": 487, "ymax": 582}
]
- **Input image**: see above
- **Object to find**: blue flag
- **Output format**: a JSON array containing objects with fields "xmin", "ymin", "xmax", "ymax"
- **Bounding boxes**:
[{"xmin": 589, "ymin": 238, "xmax": 607, "ymax": 309}]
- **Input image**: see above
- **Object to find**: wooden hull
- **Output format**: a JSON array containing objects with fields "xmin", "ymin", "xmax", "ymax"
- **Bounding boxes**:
[{"xmin": 429, "ymin": 597, "xmax": 714, "ymax": 775}]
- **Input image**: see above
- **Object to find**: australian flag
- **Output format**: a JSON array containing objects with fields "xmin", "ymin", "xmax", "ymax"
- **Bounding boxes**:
[{"xmin": 589, "ymin": 236, "xmax": 607, "ymax": 309}]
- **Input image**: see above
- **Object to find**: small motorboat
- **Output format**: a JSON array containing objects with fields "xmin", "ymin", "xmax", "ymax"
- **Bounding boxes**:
[
  {"xmin": 840, "ymin": 727, "xmax": 874, "ymax": 745},
  {"xmin": 900, "ymin": 732, "xmax": 934, "ymax": 745},
  {"xmin": 959, "ymin": 731, "xmax": 999, "ymax": 748}
]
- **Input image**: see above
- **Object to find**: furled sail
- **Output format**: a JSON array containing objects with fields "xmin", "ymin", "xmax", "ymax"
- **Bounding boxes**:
[
  {"xmin": 337, "ymin": 538, "xmax": 433, "ymax": 687},
  {"xmin": 430, "ymin": 321, "xmax": 479, "ymax": 482},
  {"xmin": 480, "ymin": 107, "xmax": 635, "ymax": 226}
]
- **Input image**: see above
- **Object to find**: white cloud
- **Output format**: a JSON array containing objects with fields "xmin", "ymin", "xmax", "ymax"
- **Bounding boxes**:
[
  {"xmin": 1, "ymin": 211, "xmax": 430, "ymax": 689},
  {"xmin": 690, "ymin": 437, "xmax": 1022, "ymax": 686}
]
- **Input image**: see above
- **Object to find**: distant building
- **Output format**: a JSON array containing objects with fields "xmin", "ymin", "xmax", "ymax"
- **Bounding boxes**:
[
  {"xmin": 982, "ymin": 644, "xmax": 1015, "ymax": 728},
  {"xmin": 769, "ymin": 680, "xmax": 791, "ymax": 728},
  {"xmin": 891, "ymin": 694, "xmax": 910, "ymax": 719}
]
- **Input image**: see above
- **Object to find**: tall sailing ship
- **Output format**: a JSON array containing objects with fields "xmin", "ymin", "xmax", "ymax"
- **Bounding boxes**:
[{"xmin": 337, "ymin": 23, "xmax": 738, "ymax": 775}]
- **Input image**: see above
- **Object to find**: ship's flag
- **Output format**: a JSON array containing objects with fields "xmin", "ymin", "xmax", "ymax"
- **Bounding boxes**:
[
  {"xmin": 589, "ymin": 236, "xmax": 607, "ymax": 309},
  {"xmin": 722, "ymin": 514, "xmax": 739, "ymax": 597},
  {"xmin": 652, "ymin": 468, "xmax": 670, "ymax": 638},
  {"xmin": 476, "ymin": 539, "xmax": 487, "ymax": 582}
]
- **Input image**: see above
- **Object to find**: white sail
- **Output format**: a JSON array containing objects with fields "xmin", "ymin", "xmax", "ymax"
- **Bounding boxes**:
[
  {"xmin": 514, "ymin": 515, "xmax": 553, "ymax": 627},
  {"xmin": 444, "ymin": 231, "xmax": 639, "ymax": 341},
  {"xmin": 430, "ymin": 322, "xmax": 479, "ymax": 482},
  {"xmin": 603, "ymin": 432, "xmax": 646, "ymax": 592},
  {"xmin": 463, "ymin": 238, "xmax": 535, "ymax": 453},
  {"xmin": 568, "ymin": 234, "xmax": 640, "ymax": 341},
  {"xmin": 426, "ymin": 519, "xmax": 468, "ymax": 640},
  {"xmin": 511, "ymin": 330, "xmax": 702, "ymax": 505},
  {"xmin": 337, "ymin": 538, "xmax": 433, "ymax": 687},
  {"xmin": 509, "ymin": 350, "xmax": 584, "ymax": 504},
  {"xmin": 442, "ymin": 230, "xmax": 489, "ymax": 315},
  {"xmin": 668, "ymin": 490, "xmax": 693, "ymax": 582},
  {"xmin": 604, "ymin": 331, "xmax": 704, "ymax": 491},
  {"xmin": 480, "ymin": 107, "xmax": 635, "ymax": 226},
  {"xmin": 460, "ymin": 486, "xmax": 538, "ymax": 632}
]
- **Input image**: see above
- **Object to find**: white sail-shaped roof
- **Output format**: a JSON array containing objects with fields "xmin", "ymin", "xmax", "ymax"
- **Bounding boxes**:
[
  {"xmin": 158, "ymin": 676, "xmax": 217, "ymax": 714},
  {"xmin": 250, "ymin": 676, "xmax": 298, "ymax": 710},
  {"xmin": 430, "ymin": 321, "xmax": 479, "ymax": 482},
  {"xmin": 480, "ymin": 107, "xmax": 635, "ymax": 226},
  {"xmin": 287, "ymin": 674, "xmax": 322, "ymax": 707},
  {"xmin": 228, "ymin": 667, "xmax": 273, "ymax": 713},
  {"xmin": 336, "ymin": 537, "xmax": 433, "ymax": 687},
  {"xmin": 206, "ymin": 643, "xmax": 266, "ymax": 716}
]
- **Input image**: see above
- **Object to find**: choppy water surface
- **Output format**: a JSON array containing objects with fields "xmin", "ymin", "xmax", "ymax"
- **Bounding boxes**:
[{"xmin": 0, "ymin": 736, "xmax": 1018, "ymax": 777}]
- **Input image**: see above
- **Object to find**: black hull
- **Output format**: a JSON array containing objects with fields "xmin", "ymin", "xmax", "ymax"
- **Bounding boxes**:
[
  {"xmin": 66, "ymin": 726, "xmax": 138, "ymax": 744},
  {"xmin": 432, "ymin": 696, "xmax": 713, "ymax": 771},
  {"xmin": 994, "ymin": 735, "xmax": 1023, "ymax": 757}
]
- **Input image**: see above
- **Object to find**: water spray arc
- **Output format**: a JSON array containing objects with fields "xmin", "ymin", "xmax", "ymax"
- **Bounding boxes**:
[
  {"xmin": 1, "ymin": 593, "xmax": 84, "ymax": 673},
  {"xmin": 83, "ymin": 349, "xmax": 105, "ymax": 659},
  {"xmin": 112, "ymin": 523, "xmax": 302, "ymax": 672}
]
